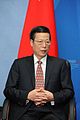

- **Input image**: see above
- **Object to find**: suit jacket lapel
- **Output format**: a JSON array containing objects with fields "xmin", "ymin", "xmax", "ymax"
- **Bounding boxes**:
[
  {"xmin": 45, "ymin": 55, "xmax": 53, "ymax": 88},
  {"xmin": 27, "ymin": 55, "xmax": 35, "ymax": 88}
]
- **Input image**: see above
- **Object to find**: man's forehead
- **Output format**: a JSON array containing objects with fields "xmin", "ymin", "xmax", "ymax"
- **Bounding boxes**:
[{"xmin": 35, "ymin": 32, "xmax": 49, "ymax": 37}]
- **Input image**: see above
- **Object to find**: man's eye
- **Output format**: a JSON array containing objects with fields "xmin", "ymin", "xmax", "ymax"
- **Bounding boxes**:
[
  {"xmin": 46, "ymin": 41, "xmax": 50, "ymax": 43},
  {"xmin": 38, "ymin": 41, "xmax": 42, "ymax": 43}
]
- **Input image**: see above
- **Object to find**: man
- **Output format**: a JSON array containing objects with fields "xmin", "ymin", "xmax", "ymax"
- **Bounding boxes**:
[{"xmin": 4, "ymin": 26, "xmax": 74, "ymax": 120}]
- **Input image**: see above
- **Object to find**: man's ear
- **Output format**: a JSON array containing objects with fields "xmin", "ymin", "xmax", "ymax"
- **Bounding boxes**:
[{"xmin": 30, "ymin": 39, "xmax": 33, "ymax": 47}]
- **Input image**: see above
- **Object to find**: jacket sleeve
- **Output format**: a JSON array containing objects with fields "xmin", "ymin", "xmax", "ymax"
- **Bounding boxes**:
[
  {"xmin": 3, "ymin": 59, "xmax": 29, "ymax": 106},
  {"xmin": 54, "ymin": 60, "xmax": 74, "ymax": 105}
]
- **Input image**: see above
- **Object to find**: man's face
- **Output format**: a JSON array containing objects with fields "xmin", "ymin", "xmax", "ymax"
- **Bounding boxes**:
[{"xmin": 30, "ymin": 32, "xmax": 51, "ymax": 60}]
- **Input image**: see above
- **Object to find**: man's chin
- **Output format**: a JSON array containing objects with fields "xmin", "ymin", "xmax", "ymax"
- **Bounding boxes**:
[{"xmin": 40, "ymin": 53, "xmax": 47, "ymax": 58}]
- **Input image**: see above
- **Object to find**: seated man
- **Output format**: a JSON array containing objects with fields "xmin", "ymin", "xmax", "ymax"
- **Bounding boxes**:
[{"xmin": 3, "ymin": 26, "xmax": 74, "ymax": 120}]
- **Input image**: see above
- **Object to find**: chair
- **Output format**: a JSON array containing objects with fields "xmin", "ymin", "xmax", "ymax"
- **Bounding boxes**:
[
  {"xmin": 69, "ymin": 98, "xmax": 76, "ymax": 120},
  {"xmin": 0, "ymin": 106, "xmax": 3, "ymax": 120},
  {"xmin": 2, "ymin": 99, "xmax": 10, "ymax": 120},
  {"xmin": 1, "ymin": 97, "xmax": 76, "ymax": 120},
  {"xmin": 64, "ymin": 97, "xmax": 76, "ymax": 120}
]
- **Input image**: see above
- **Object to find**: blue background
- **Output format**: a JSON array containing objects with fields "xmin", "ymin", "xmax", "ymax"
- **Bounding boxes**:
[{"xmin": 0, "ymin": 0, "xmax": 80, "ymax": 119}]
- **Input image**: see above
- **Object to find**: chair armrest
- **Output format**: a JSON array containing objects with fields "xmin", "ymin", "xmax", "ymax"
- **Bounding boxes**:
[
  {"xmin": 69, "ymin": 97, "xmax": 76, "ymax": 120},
  {"xmin": 2, "ymin": 99, "xmax": 10, "ymax": 120}
]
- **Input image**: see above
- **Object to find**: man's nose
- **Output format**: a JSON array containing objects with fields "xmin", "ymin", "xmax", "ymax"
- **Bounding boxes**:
[{"xmin": 42, "ymin": 41, "xmax": 46, "ymax": 47}]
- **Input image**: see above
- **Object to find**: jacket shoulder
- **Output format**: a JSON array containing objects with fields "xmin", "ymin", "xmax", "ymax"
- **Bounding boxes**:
[
  {"xmin": 14, "ymin": 56, "xmax": 33, "ymax": 62},
  {"xmin": 48, "ymin": 56, "xmax": 70, "ymax": 65}
]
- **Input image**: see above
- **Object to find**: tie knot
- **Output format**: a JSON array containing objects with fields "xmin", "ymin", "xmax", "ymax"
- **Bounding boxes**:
[{"xmin": 38, "ymin": 61, "xmax": 42, "ymax": 65}]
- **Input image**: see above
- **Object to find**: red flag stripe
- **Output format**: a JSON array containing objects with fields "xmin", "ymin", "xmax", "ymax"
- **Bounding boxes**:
[{"xmin": 18, "ymin": 0, "xmax": 58, "ymax": 58}]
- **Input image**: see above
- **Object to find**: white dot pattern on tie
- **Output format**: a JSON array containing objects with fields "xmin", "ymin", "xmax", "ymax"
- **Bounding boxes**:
[{"xmin": 35, "ymin": 61, "xmax": 44, "ymax": 89}]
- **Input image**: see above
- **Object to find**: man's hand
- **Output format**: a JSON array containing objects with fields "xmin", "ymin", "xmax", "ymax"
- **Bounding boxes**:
[
  {"xmin": 27, "ymin": 88, "xmax": 47, "ymax": 106},
  {"xmin": 42, "ymin": 89, "xmax": 54, "ymax": 101},
  {"xmin": 27, "ymin": 88, "xmax": 54, "ymax": 106}
]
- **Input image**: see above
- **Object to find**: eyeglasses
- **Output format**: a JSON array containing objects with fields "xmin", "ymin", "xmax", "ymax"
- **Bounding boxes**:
[{"xmin": 34, "ymin": 40, "xmax": 51, "ymax": 45}]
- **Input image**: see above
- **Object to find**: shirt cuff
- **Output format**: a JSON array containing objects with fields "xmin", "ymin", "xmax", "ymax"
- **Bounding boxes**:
[
  {"xmin": 26, "ymin": 100, "xmax": 29, "ymax": 105},
  {"xmin": 51, "ymin": 100, "xmax": 54, "ymax": 105}
]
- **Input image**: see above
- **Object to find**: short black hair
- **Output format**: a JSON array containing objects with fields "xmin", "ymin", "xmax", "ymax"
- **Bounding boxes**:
[{"xmin": 30, "ymin": 26, "xmax": 51, "ymax": 41}]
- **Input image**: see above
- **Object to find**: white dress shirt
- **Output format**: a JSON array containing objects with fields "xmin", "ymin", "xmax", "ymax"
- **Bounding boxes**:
[{"xmin": 33, "ymin": 54, "xmax": 54, "ymax": 105}]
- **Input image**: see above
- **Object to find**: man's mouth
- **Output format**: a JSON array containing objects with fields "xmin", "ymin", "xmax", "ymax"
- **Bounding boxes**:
[{"xmin": 41, "ymin": 50, "xmax": 47, "ymax": 53}]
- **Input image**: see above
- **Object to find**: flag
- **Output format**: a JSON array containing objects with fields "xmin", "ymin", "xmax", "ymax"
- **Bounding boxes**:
[{"xmin": 18, "ymin": 0, "xmax": 58, "ymax": 58}]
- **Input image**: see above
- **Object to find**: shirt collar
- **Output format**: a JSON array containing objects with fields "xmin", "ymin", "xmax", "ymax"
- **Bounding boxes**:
[{"xmin": 33, "ymin": 54, "xmax": 47, "ymax": 65}]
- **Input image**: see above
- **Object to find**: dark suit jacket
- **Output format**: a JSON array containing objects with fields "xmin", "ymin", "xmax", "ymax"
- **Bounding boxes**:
[{"xmin": 3, "ymin": 55, "xmax": 74, "ymax": 120}]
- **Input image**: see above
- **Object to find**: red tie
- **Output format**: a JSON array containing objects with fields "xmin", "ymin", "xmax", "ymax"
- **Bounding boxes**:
[{"xmin": 35, "ymin": 61, "xmax": 44, "ymax": 89}]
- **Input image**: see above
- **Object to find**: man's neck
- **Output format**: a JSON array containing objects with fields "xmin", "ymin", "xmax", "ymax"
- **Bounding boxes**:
[{"xmin": 33, "ymin": 54, "xmax": 47, "ymax": 61}]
